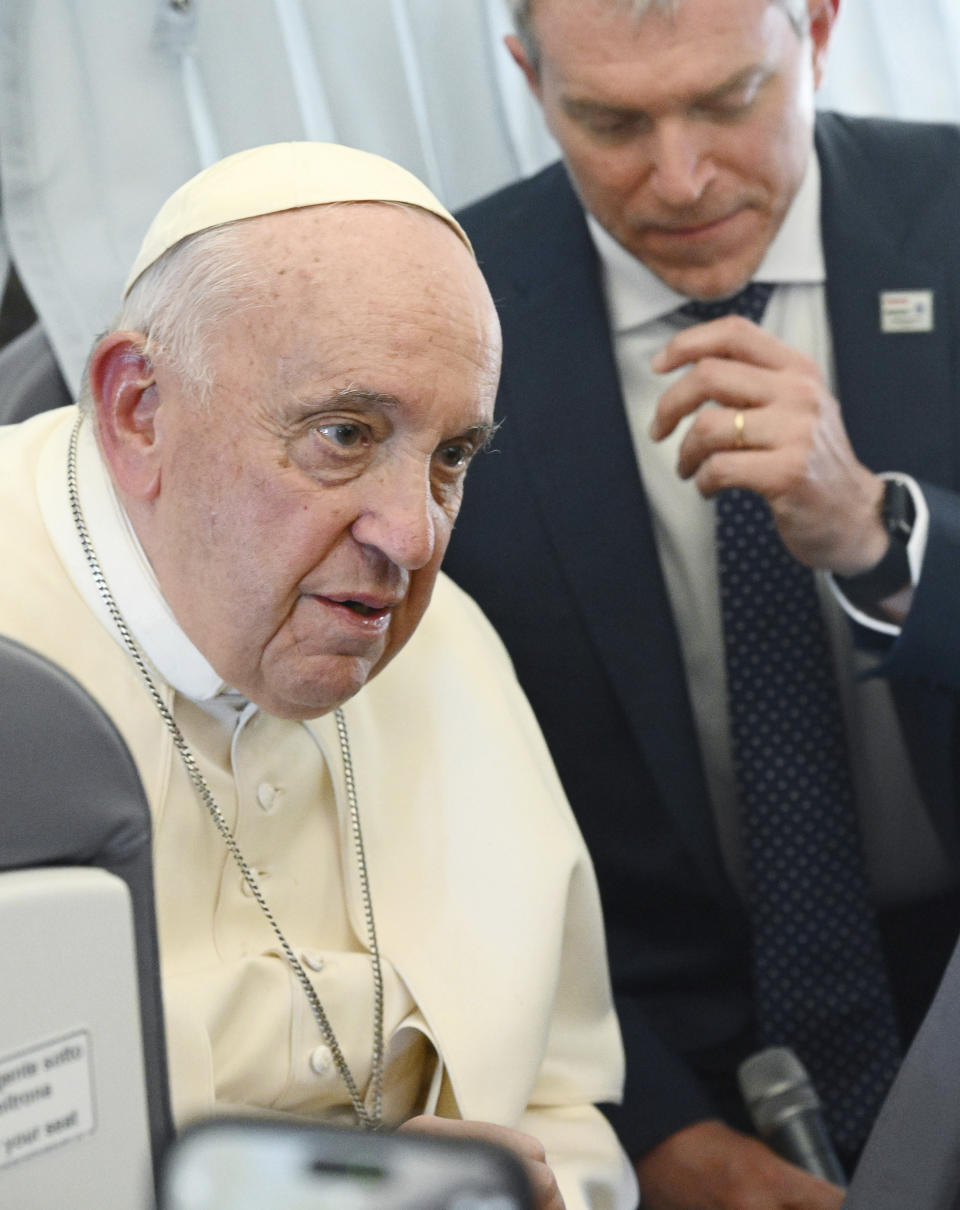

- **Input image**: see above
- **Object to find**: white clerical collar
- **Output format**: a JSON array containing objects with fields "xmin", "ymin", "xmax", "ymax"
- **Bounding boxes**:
[
  {"xmin": 40, "ymin": 412, "xmax": 228, "ymax": 702},
  {"xmin": 588, "ymin": 145, "xmax": 826, "ymax": 333}
]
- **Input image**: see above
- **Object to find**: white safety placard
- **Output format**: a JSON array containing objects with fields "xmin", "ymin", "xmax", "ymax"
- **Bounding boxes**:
[{"xmin": 0, "ymin": 1031, "xmax": 95, "ymax": 1169}]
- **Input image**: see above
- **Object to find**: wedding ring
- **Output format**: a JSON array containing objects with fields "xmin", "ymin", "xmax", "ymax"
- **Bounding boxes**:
[{"xmin": 733, "ymin": 410, "xmax": 746, "ymax": 449}]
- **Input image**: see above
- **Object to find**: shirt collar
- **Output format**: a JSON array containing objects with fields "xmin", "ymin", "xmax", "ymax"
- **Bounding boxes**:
[
  {"xmin": 588, "ymin": 146, "xmax": 826, "ymax": 333},
  {"xmin": 41, "ymin": 412, "xmax": 229, "ymax": 702}
]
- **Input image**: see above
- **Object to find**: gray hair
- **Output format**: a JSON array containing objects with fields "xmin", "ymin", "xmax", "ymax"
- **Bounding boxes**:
[
  {"xmin": 509, "ymin": 0, "xmax": 809, "ymax": 73},
  {"xmin": 77, "ymin": 221, "xmax": 265, "ymax": 414}
]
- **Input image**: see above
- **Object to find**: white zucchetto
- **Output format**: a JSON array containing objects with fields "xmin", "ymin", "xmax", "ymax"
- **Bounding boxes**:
[{"xmin": 124, "ymin": 141, "xmax": 471, "ymax": 296}]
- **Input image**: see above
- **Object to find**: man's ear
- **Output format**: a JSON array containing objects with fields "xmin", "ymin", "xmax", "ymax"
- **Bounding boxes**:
[
  {"xmin": 504, "ymin": 34, "xmax": 541, "ymax": 99},
  {"xmin": 808, "ymin": 0, "xmax": 840, "ymax": 88},
  {"xmin": 88, "ymin": 331, "xmax": 163, "ymax": 501}
]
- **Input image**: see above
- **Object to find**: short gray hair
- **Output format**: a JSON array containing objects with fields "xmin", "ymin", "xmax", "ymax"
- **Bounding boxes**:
[
  {"xmin": 509, "ymin": 0, "xmax": 808, "ymax": 73},
  {"xmin": 77, "ymin": 221, "xmax": 261, "ymax": 414}
]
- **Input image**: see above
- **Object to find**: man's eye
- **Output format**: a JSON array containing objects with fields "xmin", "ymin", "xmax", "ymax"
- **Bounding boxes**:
[
  {"xmin": 584, "ymin": 114, "xmax": 636, "ymax": 139},
  {"xmin": 697, "ymin": 77, "xmax": 765, "ymax": 122},
  {"xmin": 436, "ymin": 442, "xmax": 471, "ymax": 470},
  {"xmin": 703, "ymin": 97, "xmax": 753, "ymax": 120},
  {"xmin": 316, "ymin": 423, "xmax": 368, "ymax": 449}
]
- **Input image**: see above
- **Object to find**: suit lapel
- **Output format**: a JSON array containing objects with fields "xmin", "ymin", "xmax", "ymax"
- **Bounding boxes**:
[
  {"xmin": 819, "ymin": 119, "xmax": 955, "ymax": 486},
  {"xmin": 494, "ymin": 169, "xmax": 730, "ymax": 897},
  {"xmin": 817, "ymin": 114, "xmax": 960, "ymax": 850}
]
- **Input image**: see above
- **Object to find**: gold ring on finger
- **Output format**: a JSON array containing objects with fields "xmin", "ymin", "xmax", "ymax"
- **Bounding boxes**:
[{"xmin": 733, "ymin": 410, "xmax": 746, "ymax": 450}]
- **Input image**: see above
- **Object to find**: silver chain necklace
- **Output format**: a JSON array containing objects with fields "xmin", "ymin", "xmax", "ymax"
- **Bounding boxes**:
[{"xmin": 67, "ymin": 415, "xmax": 385, "ymax": 1130}]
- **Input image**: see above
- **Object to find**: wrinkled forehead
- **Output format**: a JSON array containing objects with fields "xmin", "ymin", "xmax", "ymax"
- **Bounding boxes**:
[
  {"xmin": 201, "ymin": 204, "xmax": 500, "ymax": 380},
  {"xmin": 233, "ymin": 202, "xmax": 494, "ymax": 318},
  {"xmin": 240, "ymin": 200, "xmax": 462, "ymax": 261}
]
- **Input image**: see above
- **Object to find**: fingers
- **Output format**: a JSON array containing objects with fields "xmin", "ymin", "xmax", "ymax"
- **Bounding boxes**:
[
  {"xmin": 652, "ymin": 314, "xmax": 817, "ymax": 377},
  {"xmin": 397, "ymin": 1116, "xmax": 566, "ymax": 1210},
  {"xmin": 649, "ymin": 315, "xmax": 822, "ymax": 442},
  {"xmin": 646, "ymin": 312, "xmax": 886, "ymax": 572},
  {"xmin": 651, "ymin": 356, "xmax": 818, "ymax": 442},
  {"xmin": 673, "ymin": 402, "xmax": 813, "ymax": 492},
  {"xmin": 520, "ymin": 1155, "xmax": 567, "ymax": 1210}
]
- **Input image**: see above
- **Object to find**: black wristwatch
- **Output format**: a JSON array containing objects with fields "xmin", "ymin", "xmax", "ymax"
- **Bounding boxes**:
[{"xmin": 834, "ymin": 479, "xmax": 916, "ymax": 609}]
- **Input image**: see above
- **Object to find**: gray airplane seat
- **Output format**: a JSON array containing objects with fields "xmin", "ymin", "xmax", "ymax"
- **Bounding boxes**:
[{"xmin": 0, "ymin": 633, "xmax": 173, "ymax": 1209}]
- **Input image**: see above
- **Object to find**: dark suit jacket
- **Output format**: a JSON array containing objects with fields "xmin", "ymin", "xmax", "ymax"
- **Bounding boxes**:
[{"xmin": 445, "ymin": 112, "xmax": 960, "ymax": 1158}]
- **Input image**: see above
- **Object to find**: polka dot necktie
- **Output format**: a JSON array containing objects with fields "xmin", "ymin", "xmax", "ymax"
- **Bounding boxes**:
[
  {"xmin": 678, "ymin": 282, "xmax": 774, "ymax": 326},
  {"xmin": 680, "ymin": 283, "xmax": 902, "ymax": 1160}
]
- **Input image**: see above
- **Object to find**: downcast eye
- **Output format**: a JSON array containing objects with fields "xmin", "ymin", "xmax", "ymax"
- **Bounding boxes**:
[{"xmin": 317, "ymin": 423, "xmax": 367, "ymax": 448}]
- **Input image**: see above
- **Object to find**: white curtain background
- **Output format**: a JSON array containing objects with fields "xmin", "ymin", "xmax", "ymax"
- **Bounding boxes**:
[
  {"xmin": 818, "ymin": 0, "xmax": 960, "ymax": 121},
  {"xmin": 1, "ymin": 0, "xmax": 959, "ymax": 392}
]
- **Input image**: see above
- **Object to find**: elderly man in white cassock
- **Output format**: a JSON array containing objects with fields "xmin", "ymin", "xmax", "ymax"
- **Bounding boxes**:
[{"xmin": 0, "ymin": 143, "xmax": 637, "ymax": 1210}]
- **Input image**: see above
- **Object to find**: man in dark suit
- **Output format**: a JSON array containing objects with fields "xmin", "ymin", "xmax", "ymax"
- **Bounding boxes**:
[{"xmin": 444, "ymin": 1, "xmax": 960, "ymax": 1207}]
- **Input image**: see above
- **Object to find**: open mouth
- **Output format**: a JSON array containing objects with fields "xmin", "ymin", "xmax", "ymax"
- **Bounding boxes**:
[
  {"xmin": 304, "ymin": 589, "xmax": 399, "ymax": 628},
  {"xmin": 316, "ymin": 594, "xmax": 395, "ymax": 624},
  {"xmin": 342, "ymin": 600, "xmax": 383, "ymax": 617}
]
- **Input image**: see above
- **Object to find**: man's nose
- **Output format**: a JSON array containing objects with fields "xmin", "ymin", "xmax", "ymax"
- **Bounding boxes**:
[
  {"xmin": 350, "ymin": 466, "xmax": 438, "ymax": 571},
  {"xmin": 647, "ymin": 120, "xmax": 714, "ymax": 207}
]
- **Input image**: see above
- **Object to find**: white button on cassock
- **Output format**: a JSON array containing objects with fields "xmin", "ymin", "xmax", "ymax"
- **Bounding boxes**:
[
  {"xmin": 310, "ymin": 1045, "xmax": 333, "ymax": 1077},
  {"xmin": 303, "ymin": 951, "xmax": 325, "ymax": 972},
  {"xmin": 256, "ymin": 782, "xmax": 279, "ymax": 812}
]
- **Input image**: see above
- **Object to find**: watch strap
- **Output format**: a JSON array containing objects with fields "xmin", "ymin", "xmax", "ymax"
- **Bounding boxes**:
[{"xmin": 834, "ymin": 480, "xmax": 916, "ymax": 609}]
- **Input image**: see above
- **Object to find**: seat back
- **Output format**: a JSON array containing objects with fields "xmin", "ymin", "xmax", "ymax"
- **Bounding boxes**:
[
  {"xmin": 0, "ymin": 633, "xmax": 173, "ymax": 1205},
  {"xmin": 0, "ymin": 321, "xmax": 72, "ymax": 425}
]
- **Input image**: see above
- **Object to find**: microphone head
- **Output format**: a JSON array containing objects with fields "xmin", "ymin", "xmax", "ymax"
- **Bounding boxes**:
[{"xmin": 738, "ymin": 1047, "xmax": 821, "ymax": 1136}]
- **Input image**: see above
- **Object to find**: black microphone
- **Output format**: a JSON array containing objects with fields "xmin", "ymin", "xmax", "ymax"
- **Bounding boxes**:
[{"xmin": 737, "ymin": 1047, "xmax": 847, "ymax": 1186}]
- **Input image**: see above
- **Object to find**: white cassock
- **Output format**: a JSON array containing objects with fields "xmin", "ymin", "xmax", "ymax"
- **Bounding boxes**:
[{"xmin": 0, "ymin": 405, "xmax": 639, "ymax": 1210}]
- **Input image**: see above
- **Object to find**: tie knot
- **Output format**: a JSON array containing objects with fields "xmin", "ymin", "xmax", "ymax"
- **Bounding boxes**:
[{"xmin": 678, "ymin": 281, "xmax": 774, "ymax": 324}]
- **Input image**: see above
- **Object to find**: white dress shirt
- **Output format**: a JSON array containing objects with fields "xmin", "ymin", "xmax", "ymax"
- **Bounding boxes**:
[{"xmin": 587, "ymin": 153, "xmax": 954, "ymax": 904}]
